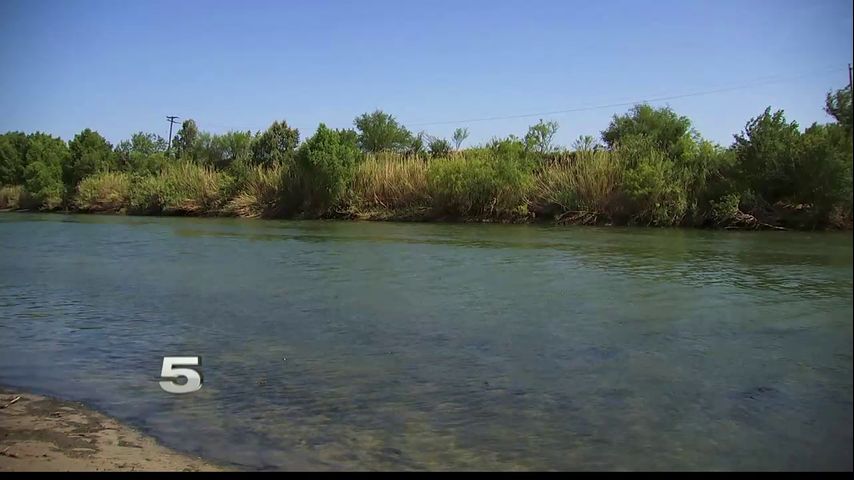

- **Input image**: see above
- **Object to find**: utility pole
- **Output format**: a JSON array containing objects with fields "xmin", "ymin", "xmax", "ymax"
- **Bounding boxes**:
[
  {"xmin": 166, "ymin": 115, "xmax": 180, "ymax": 153},
  {"xmin": 848, "ymin": 63, "xmax": 852, "ymax": 93}
]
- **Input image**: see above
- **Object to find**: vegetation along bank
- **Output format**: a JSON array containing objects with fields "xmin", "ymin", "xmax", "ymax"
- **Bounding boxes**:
[{"xmin": 1, "ymin": 85, "xmax": 851, "ymax": 230}]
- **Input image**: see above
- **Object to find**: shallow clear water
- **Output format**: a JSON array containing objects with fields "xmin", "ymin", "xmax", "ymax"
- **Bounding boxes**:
[{"xmin": 0, "ymin": 212, "xmax": 851, "ymax": 470}]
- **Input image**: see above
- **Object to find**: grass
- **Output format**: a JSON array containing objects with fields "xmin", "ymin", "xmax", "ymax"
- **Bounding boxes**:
[
  {"xmin": 533, "ymin": 149, "xmax": 623, "ymax": 224},
  {"xmin": 0, "ymin": 185, "xmax": 25, "ymax": 210},
  {"xmin": 75, "ymin": 172, "xmax": 131, "ymax": 213},
  {"xmin": 350, "ymin": 153, "xmax": 430, "ymax": 215},
  {"xmin": 224, "ymin": 162, "xmax": 289, "ymax": 218}
]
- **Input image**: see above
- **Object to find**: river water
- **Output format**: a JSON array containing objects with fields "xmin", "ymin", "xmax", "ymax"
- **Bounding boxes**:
[{"xmin": 0, "ymin": 213, "xmax": 851, "ymax": 470}]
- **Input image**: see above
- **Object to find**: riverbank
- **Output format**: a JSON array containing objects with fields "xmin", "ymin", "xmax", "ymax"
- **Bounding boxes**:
[
  {"xmin": 2, "ymin": 205, "xmax": 850, "ymax": 231},
  {"xmin": 0, "ymin": 388, "xmax": 223, "ymax": 472}
]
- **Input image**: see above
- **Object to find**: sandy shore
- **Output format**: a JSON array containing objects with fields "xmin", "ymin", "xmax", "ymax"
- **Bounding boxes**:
[{"xmin": 0, "ymin": 388, "xmax": 224, "ymax": 471}]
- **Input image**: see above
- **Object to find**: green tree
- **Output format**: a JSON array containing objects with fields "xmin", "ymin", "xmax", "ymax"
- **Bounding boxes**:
[
  {"xmin": 732, "ymin": 107, "xmax": 802, "ymax": 203},
  {"xmin": 297, "ymin": 123, "xmax": 362, "ymax": 211},
  {"xmin": 0, "ymin": 131, "xmax": 30, "ymax": 185},
  {"xmin": 23, "ymin": 133, "xmax": 69, "ymax": 209},
  {"xmin": 115, "ymin": 132, "xmax": 168, "ymax": 174},
  {"xmin": 172, "ymin": 119, "xmax": 200, "ymax": 159},
  {"xmin": 251, "ymin": 121, "xmax": 299, "ymax": 167},
  {"xmin": 524, "ymin": 119, "xmax": 560, "ymax": 154},
  {"xmin": 66, "ymin": 128, "xmax": 114, "ymax": 187},
  {"xmin": 205, "ymin": 131, "xmax": 253, "ymax": 169},
  {"xmin": 354, "ymin": 110, "xmax": 412, "ymax": 153},
  {"xmin": 602, "ymin": 104, "xmax": 695, "ymax": 159},
  {"xmin": 452, "ymin": 128, "xmax": 469, "ymax": 150},
  {"xmin": 825, "ymin": 86, "xmax": 852, "ymax": 133}
]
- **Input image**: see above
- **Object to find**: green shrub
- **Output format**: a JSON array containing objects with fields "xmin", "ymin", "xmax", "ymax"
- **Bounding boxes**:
[
  {"xmin": 74, "ymin": 172, "xmax": 131, "ymax": 212},
  {"xmin": 125, "ymin": 163, "xmax": 230, "ymax": 215},
  {"xmin": 128, "ymin": 174, "xmax": 163, "ymax": 215},
  {"xmin": 428, "ymin": 150, "xmax": 532, "ymax": 218},
  {"xmin": 296, "ymin": 123, "xmax": 362, "ymax": 214}
]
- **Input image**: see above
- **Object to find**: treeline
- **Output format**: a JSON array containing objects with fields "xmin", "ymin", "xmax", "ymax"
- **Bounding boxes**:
[{"xmin": 0, "ymin": 85, "xmax": 851, "ymax": 229}]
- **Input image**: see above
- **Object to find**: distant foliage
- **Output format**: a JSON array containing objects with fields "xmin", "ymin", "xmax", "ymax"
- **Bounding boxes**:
[
  {"xmin": 23, "ymin": 133, "xmax": 68, "ymax": 210},
  {"xmin": 354, "ymin": 110, "xmax": 412, "ymax": 153},
  {"xmin": 452, "ymin": 128, "xmax": 470, "ymax": 151},
  {"xmin": 427, "ymin": 137, "xmax": 452, "ymax": 158},
  {"xmin": 0, "ymin": 131, "xmax": 29, "ymax": 185},
  {"xmin": 2, "ymin": 86, "xmax": 851, "ymax": 228},
  {"xmin": 172, "ymin": 119, "xmax": 199, "ymax": 159},
  {"xmin": 67, "ymin": 128, "xmax": 115, "ymax": 188},
  {"xmin": 251, "ymin": 121, "xmax": 299, "ymax": 167},
  {"xmin": 524, "ymin": 119, "xmax": 560, "ymax": 154},
  {"xmin": 297, "ymin": 124, "xmax": 362, "ymax": 212},
  {"xmin": 602, "ymin": 104, "xmax": 696, "ymax": 159}
]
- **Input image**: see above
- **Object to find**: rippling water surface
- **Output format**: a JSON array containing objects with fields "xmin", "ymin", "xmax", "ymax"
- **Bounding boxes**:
[{"xmin": 0, "ymin": 213, "xmax": 851, "ymax": 470}]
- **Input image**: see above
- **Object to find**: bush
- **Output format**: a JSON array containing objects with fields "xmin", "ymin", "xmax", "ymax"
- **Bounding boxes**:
[
  {"xmin": 251, "ymin": 121, "xmax": 299, "ymax": 167},
  {"xmin": 125, "ymin": 162, "xmax": 231, "ymax": 215},
  {"xmin": 428, "ymin": 150, "xmax": 532, "ymax": 218},
  {"xmin": 128, "ymin": 174, "xmax": 163, "ymax": 215},
  {"xmin": 620, "ymin": 148, "xmax": 689, "ymax": 226},
  {"xmin": 74, "ymin": 172, "xmax": 131, "ymax": 212},
  {"xmin": 296, "ymin": 124, "xmax": 362, "ymax": 214}
]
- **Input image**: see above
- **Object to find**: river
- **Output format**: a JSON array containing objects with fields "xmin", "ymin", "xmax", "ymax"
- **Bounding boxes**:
[{"xmin": 0, "ymin": 213, "xmax": 851, "ymax": 470}]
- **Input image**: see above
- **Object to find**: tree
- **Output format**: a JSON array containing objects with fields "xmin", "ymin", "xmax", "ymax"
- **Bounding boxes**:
[
  {"xmin": 524, "ymin": 119, "xmax": 559, "ymax": 154},
  {"xmin": 0, "ymin": 131, "xmax": 29, "ymax": 185},
  {"xmin": 572, "ymin": 135, "xmax": 600, "ymax": 152},
  {"xmin": 172, "ymin": 119, "xmax": 199, "ymax": 159},
  {"xmin": 825, "ymin": 86, "xmax": 852, "ymax": 133},
  {"xmin": 23, "ymin": 133, "xmax": 68, "ymax": 209},
  {"xmin": 428, "ymin": 136, "xmax": 452, "ymax": 158},
  {"xmin": 115, "ymin": 132, "xmax": 168, "ymax": 174},
  {"xmin": 354, "ymin": 110, "xmax": 412, "ymax": 153},
  {"xmin": 452, "ymin": 128, "xmax": 469, "ymax": 150},
  {"xmin": 205, "ymin": 131, "xmax": 253, "ymax": 169},
  {"xmin": 67, "ymin": 128, "xmax": 114, "ymax": 187},
  {"xmin": 732, "ymin": 107, "xmax": 802, "ymax": 203},
  {"xmin": 251, "ymin": 121, "xmax": 299, "ymax": 167},
  {"xmin": 297, "ymin": 123, "xmax": 362, "ymax": 211},
  {"xmin": 601, "ymin": 104, "xmax": 695, "ymax": 159}
]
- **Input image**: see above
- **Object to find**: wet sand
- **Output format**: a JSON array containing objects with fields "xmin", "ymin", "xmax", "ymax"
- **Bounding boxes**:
[{"xmin": 0, "ymin": 388, "xmax": 224, "ymax": 471}]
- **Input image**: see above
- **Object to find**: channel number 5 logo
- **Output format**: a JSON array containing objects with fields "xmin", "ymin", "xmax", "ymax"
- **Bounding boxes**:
[{"xmin": 159, "ymin": 356, "xmax": 203, "ymax": 394}]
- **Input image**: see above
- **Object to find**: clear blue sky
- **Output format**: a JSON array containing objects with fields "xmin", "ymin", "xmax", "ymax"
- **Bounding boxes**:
[{"xmin": 1, "ymin": 0, "xmax": 851, "ymax": 147}]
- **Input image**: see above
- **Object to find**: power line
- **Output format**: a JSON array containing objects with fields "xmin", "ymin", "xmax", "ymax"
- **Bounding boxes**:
[
  {"xmin": 166, "ymin": 115, "xmax": 180, "ymax": 151},
  {"xmin": 406, "ymin": 65, "xmax": 847, "ymax": 127}
]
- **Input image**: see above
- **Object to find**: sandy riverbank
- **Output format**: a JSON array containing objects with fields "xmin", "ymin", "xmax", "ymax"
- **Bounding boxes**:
[{"xmin": 0, "ymin": 388, "xmax": 224, "ymax": 471}]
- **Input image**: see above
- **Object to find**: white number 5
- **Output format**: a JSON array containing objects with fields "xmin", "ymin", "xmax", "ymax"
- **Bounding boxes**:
[{"xmin": 159, "ymin": 356, "xmax": 202, "ymax": 394}]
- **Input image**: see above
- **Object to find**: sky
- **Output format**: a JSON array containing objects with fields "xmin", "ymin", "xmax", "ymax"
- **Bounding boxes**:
[{"xmin": 1, "ymin": 0, "xmax": 852, "ymax": 147}]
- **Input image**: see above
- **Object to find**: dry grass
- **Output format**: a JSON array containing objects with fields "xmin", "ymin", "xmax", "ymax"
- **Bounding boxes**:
[
  {"xmin": 351, "ymin": 153, "xmax": 430, "ymax": 212},
  {"xmin": 0, "ymin": 185, "xmax": 24, "ymax": 210},
  {"xmin": 533, "ymin": 149, "xmax": 623, "ymax": 222},
  {"xmin": 224, "ymin": 162, "xmax": 288, "ymax": 218}
]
